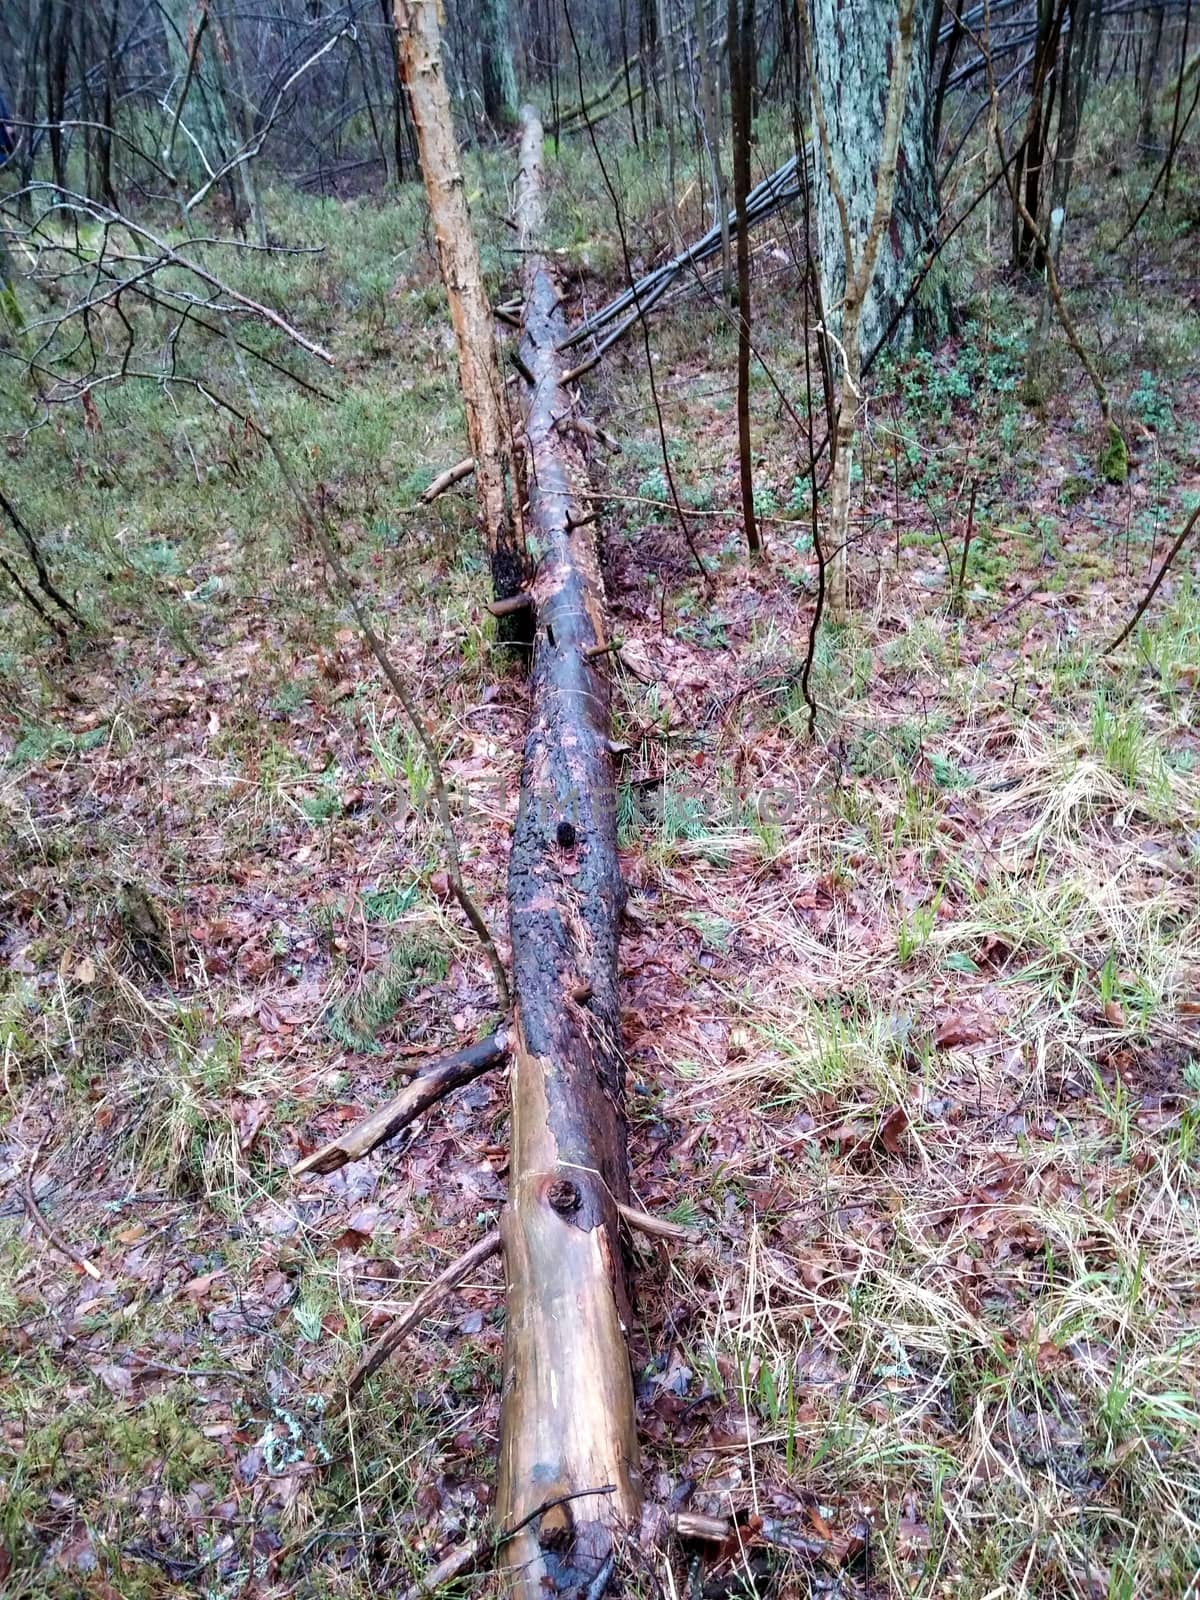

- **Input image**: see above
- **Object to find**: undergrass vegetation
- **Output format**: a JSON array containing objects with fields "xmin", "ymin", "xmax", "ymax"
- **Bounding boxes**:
[{"xmin": 2, "ymin": 64, "xmax": 1200, "ymax": 1600}]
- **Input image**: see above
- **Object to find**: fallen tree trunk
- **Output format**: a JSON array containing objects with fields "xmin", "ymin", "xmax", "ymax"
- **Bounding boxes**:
[{"xmin": 494, "ymin": 106, "xmax": 642, "ymax": 1596}]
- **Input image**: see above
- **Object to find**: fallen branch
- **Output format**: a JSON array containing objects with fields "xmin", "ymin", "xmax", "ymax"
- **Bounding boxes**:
[
  {"xmin": 1105, "ymin": 502, "xmax": 1200, "ymax": 653},
  {"xmin": 400, "ymin": 1486, "xmax": 622, "ymax": 1600},
  {"xmin": 400, "ymin": 1538, "xmax": 479, "ymax": 1600},
  {"xmin": 347, "ymin": 1228, "xmax": 502, "ymax": 1396},
  {"xmin": 419, "ymin": 456, "xmax": 475, "ymax": 502},
  {"xmin": 560, "ymin": 153, "xmax": 806, "ymax": 357},
  {"xmin": 291, "ymin": 1031, "xmax": 508, "ymax": 1177},
  {"xmin": 0, "ymin": 486, "xmax": 83, "ymax": 626},
  {"xmin": 487, "ymin": 592, "xmax": 534, "ymax": 618},
  {"xmin": 669, "ymin": 1509, "xmax": 829, "ymax": 1561},
  {"xmin": 23, "ymin": 1137, "xmax": 101, "ymax": 1281},
  {"xmin": 615, "ymin": 1200, "xmax": 700, "ymax": 1243}
]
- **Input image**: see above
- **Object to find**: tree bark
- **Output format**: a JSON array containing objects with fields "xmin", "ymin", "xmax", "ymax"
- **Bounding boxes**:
[
  {"xmin": 802, "ymin": 0, "xmax": 917, "ymax": 619},
  {"xmin": 729, "ymin": 0, "xmax": 760, "ymax": 553},
  {"xmin": 807, "ymin": 0, "xmax": 950, "ymax": 358},
  {"xmin": 393, "ymin": 0, "xmax": 524, "ymax": 603},
  {"xmin": 1138, "ymin": 3, "xmax": 1166, "ymax": 149},
  {"xmin": 1011, "ymin": 0, "xmax": 1069, "ymax": 271},
  {"xmin": 494, "ymin": 105, "xmax": 641, "ymax": 1599},
  {"xmin": 695, "ymin": 0, "xmax": 732, "ymax": 301}
]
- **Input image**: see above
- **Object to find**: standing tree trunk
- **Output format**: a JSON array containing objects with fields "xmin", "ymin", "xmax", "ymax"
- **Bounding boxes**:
[
  {"xmin": 1138, "ymin": 3, "xmax": 1166, "ymax": 148},
  {"xmin": 212, "ymin": 2, "xmax": 267, "ymax": 243},
  {"xmin": 393, "ymin": 0, "xmax": 524, "ymax": 603},
  {"xmin": 480, "ymin": 0, "xmax": 521, "ymax": 129},
  {"xmin": 379, "ymin": 0, "xmax": 416, "ymax": 181},
  {"xmin": 1011, "ymin": 0, "xmax": 1069, "ymax": 271},
  {"xmin": 495, "ymin": 105, "xmax": 642, "ymax": 1599},
  {"xmin": 695, "ymin": 0, "xmax": 732, "ymax": 300},
  {"xmin": 802, "ymin": 0, "xmax": 919, "ymax": 619},
  {"xmin": 45, "ymin": 0, "xmax": 70, "ymax": 190},
  {"xmin": 729, "ymin": 0, "xmax": 760, "ymax": 553},
  {"xmin": 807, "ymin": 0, "xmax": 950, "ymax": 357},
  {"xmin": 161, "ymin": 0, "xmax": 227, "ymax": 174},
  {"xmin": 1049, "ymin": 0, "xmax": 1096, "ymax": 225}
]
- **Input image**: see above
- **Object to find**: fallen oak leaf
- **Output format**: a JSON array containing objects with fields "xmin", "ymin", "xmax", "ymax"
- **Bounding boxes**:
[
  {"xmin": 935, "ymin": 1012, "xmax": 989, "ymax": 1049},
  {"xmin": 879, "ymin": 1105, "xmax": 909, "ymax": 1156},
  {"xmin": 177, "ymin": 1268, "xmax": 228, "ymax": 1303}
]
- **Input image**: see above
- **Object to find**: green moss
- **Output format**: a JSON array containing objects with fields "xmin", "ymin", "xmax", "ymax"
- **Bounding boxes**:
[{"xmin": 1100, "ymin": 423, "xmax": 1129, "ymax": 485}]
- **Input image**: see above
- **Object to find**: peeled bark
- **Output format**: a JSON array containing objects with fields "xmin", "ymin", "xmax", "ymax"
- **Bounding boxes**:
[
  {"xmin": 494, "ymin": 106, "xmax": 641, "ymax": 1598},
  {"xmin": 808, "ymin": 0, "xmax": 950, "ymax": 358},
  {"xmin": 393, "ymin": 0, "xmax": 524, "ymax": 603}
]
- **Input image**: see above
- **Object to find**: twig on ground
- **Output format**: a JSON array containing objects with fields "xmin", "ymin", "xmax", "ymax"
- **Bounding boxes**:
[
  {"xmin": 420, "ymin": 456, "xmax": 475, "ymax": 501},
  {"xmin": 346, "ymin": 1229, "xmax": 502, "ymax": 1395},
  {"xmin": 22, "ymin": 1136, "xmax": 101, "ymax": 1280},
  {"xmin": 1105, "ymin": 502, "xmax": 1200, "ymax": 653},
  {"xmin": 401, "ymin": 1485, "xmax": 619, "ymax": 1600},
  {"xmin": 615, "ymin": 1200, "xmax": 700, "ymax": 1243},
  {"xmin": 401, "ymin": 1538, "xmax": 481, "ymax": 1600}
]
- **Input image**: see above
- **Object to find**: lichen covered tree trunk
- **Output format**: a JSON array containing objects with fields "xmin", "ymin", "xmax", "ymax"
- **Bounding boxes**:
[
  {"xmin": 802, "ymin": 0, "xmax": 918, "ymax": 618},
  {"xmin": 480, "ymin": 0, "xmax": 520, "ymax": 128},
  {"xmin": 394, "ymin": 0, "xmax": 524, "ymax": 601},
  {"xmin": 495, "ymin": 107, "xmax": 642, "ymax": 1599},
  {"xmin": 808, "ymin": 0, "xmax": 949, "ymax": 358}
]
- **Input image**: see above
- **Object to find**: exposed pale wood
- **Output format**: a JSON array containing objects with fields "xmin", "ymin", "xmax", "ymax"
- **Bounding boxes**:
[
  {"xmin": 346, "ymin": 1228, "xmax": 501, "ymax": 1395},
  {"xmin": 669, "ymin": 1509, "xmax": 828, "ymax": 1559},
  {"xmin": 290, "ymin": 1031, "xmax": 507, "ymax": 1177},
  {"xmin": 494, "ymin": 106, "xmax": 642, "ymax": 1598},
  {"xmin": 400, "ymin": 1538, "xmax": 480, "ymax": 1600}
]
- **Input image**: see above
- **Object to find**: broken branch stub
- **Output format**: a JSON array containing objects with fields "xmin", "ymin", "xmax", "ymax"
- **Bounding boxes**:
[
  {"xmin": 290, "ymin": 1030, "xmax": 508, "ymax": 1177},
  {"xmin": 495, "ymin": 106, "xmax": 642, "ymax": 1597}
]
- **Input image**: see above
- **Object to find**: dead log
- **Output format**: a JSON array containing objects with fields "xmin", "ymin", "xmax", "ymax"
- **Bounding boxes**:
[
  {"xmin": 494, "ymin": 105, "xmax": 642, "ymax": 1598},
  {"xmin": 290, "ymin": 1030, "xmax": 508, "ymax": 1177}
]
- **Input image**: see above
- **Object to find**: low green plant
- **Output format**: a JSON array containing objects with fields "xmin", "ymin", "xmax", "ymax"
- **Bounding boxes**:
[{"xmin": 324, "ymin": 936, "xmax": 449, "ymax": 1053}]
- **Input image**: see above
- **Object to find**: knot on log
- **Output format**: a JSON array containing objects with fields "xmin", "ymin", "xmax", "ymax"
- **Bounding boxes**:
[{"xmin": 546, "ymin": 1177, "xmax": 582, "ymax": 1214}]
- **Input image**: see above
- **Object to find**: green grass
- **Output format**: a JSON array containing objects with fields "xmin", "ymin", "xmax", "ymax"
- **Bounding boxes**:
[{"xmin": 3, "ymin": 74, "xmax": 1200, "ymax": 1600}]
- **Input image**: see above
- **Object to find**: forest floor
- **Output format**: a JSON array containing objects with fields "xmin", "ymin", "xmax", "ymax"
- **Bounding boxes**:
[{"xmin": 2, "ymin": 101, "xmax": 1200, "ymax": 1600}]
